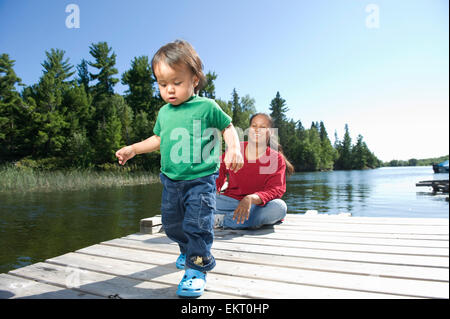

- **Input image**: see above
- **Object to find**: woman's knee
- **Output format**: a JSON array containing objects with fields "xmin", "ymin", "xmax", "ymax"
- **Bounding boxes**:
[{"xmin": 266, "ymin": 198, "xmax": 287, "ymax": 218}]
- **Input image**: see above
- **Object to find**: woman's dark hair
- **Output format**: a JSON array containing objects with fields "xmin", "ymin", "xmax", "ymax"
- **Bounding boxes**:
[
  {"xmin": 151, "ymin": 39, "xmax": 206, "ymax": 94},
  {"xmin": 249, "ymin": 113, "xmax": 295, "ymax": 176}
]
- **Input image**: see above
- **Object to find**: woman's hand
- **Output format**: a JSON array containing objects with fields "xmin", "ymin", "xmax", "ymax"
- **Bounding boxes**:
[
  {"xmin": 233, "ymin": 195, "xmax": 252, "ymax": 224},
  {"xmin": 233, "ymin": 194, "xmax": 263, "ymax": 224},
  {"xmin": 115, "ymin": 145, "xmax": 136, "ymax": 165}
]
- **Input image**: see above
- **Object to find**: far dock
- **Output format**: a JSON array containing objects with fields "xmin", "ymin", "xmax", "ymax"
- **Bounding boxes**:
[
  {"xmin": 0, "ymin": 214, "xmax": 448, "ymax": 299},
  {"xmin": 416, "ymin": 179, "xmax": 449, "ymax": 193}
]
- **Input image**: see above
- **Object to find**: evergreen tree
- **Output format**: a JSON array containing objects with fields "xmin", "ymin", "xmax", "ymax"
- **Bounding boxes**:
[
  {"xmin": 113, "ymin": 94, "xmax": 134, "ymax": 146},
  {"xmin": 231, "ymin": 88, "xmax": 244, "ymax": 129},
  {"xmin": 88, "ymin": 42, "xmax": 119, "ymax": 100},
  {"xmin": 335, "ymin": 124, "xmax": 352, "ymax": 170},
  {"xmin": 318, "ymin": 121, "xmax": 335, "ymax": 170},
  {"xmin": 306, "ymin": 123, "xmax": 321, "ymax": 171},
  {"xmin": 121, "ymin": 56, "xmax": 157, "ymax": 120},
  {"xmin": 133, "ymin": 110, "xmax": 153, "ymax": 143},
  {"xmin": 94, "ymin": 101, "xmax": 122, "ymax": 164},
  {"xmin": 352, "ymin": 134, "xmax": 367, "ymax": 169},
  {"xmin": 269, "ymin": 91, "xmax": 288, "ymax": 134},
  {"xmin": 76, "ymin": 59, "xmax": 90, "ymax": 95},
  {"xmin": 88, "ymin": 42, "xmax": 119, "ymax": 146},
  {"xmin": 199, "ymin": 71, "xmax": 217, "ymax": 99},
  {"xmin": 41, "ymin": 48, "xmax": 75, "ymax": 82},
  {"xmin": 0, "ymin": 54, "xmax": 27, "ymax": 160},
  {"xmin": 27, "ymin": 49, "xmax": 75, "ymax": 157},
  {"xmin": 216, "ymin": 98, "xmax": 232, "ymax": 118}
]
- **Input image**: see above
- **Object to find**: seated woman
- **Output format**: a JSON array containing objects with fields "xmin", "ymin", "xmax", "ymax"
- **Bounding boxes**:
[{"xmin": 215, "ymin": 113, "xmax": 294, "ymax": 229}]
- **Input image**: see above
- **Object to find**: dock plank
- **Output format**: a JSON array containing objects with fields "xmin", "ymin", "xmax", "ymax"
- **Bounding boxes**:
[
  {"xmin": 1, "ymin": 214, "xmax": 448, "ymax": 299},
  {"xmin": 87, "ymin": 242, "xmax": 448, "ymax": 282},
  {"xmin": 73, "ymin": 244, "xmax": 446, "ymax": 298},
  {"xmin": 46, "ymin": 251, "xmax": 409, "ymax": 298},
  {"xmin": 0, "ymin": 273, "xmax": 104, "ymax": 299},
  {"xmin": 120, "ymin": 235, "xmax": 449, "ymax": 268}
]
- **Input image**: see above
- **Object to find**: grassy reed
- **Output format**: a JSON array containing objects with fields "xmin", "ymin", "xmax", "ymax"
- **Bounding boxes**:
[{"xmin": 0, "ymin": 164, "xmax": 159, "ymax": 193}]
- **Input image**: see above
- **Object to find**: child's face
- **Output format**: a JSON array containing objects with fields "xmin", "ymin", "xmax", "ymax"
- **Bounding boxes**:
[{"xmin": 154, "ymin": 61, "xmax": 199, "ymax": 106}]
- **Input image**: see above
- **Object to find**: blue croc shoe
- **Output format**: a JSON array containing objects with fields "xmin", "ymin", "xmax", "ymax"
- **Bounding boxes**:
[
  {"xmin": 176, "ymin": 253, "xmax": 186, "ymax": 269},
  {"xmin": 177, "ymin": 268, "xmax": 206, "ymax": 298}
]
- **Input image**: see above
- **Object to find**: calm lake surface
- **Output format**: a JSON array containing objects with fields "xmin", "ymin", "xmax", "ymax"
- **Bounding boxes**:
[{"xmin": 0, "ymin": 166, "xmax": 448, "ymax": 273}]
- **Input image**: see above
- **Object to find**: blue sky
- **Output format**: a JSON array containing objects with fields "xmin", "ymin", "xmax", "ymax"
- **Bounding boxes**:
[{"xmin": 0, "ymin": 0, "xmax": 448, "ymax": 161}]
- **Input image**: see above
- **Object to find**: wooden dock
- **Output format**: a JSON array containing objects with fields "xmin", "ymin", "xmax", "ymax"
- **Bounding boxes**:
[
  {"xmin": 0, "ymin": 214, "xmax": 448, "ymax": 299},
  {"xmin": 416, "ymin": 179, "xmax": 449, "ymax": 193}
]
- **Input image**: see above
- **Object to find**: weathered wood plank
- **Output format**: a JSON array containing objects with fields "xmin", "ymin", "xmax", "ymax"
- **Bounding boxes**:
[
  {"xmin": 8, "ymin": 261, "xmax": 232, "ymax": 299},
  {"xmin": 140, "ymin": 216, "xmax": 163, "ymax": 234},
  {"xmin": 0, "ymin": 273, "xmax": 104, "ymax": 299},
  {"xmin": 101, "ymin": 239, "xmax": 449, "ymax": 282},
  {"xmin": 274, "ymin": 222, "xmax": 449, "ymax": 235},
  {"xmin": 46, "ymin": 252, "xmax": 411, "ymax": 299},
  {"xmin": 251, "ymin": 224, "xmax": 449, "ymax": 240},
  {"xmin": 2, "ymin": 214, "xmax": 447, "ymax": 299},
  {"xmin": 285, "ymin": 215, "xmax": 449, "ymax": 226},
  {"xmin": 74, "ymin": 244, "xmax": 448, "ymax": 298},
  {"xmin": 214, "ymin": 228, "xmax": 449, "ymax": 248},
  {"xmin": 211, "ymin": 232, "xmax": 449, "ymax": 256},
  {"xmin": 121, "ymin": 234, "xmax": 449, "ymax": 268}
]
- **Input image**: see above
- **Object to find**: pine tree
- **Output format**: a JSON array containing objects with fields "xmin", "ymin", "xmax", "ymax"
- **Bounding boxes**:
[
  {"xmin": 0, "ymin": 54, "xmax": 27, "ymax": 160},
  {"xmin": 41, "ymin": 49, "xmax": 75, "ymax": 82},
  {"xmin": 335, "ymin": 124, "xmax": 352, "ymax": 170},
  {"xmin": 352, "ymin": 134, "xmax": 367, "ymax": 169},
  {"xmin": 121, "ymin": 56, "xmax": 157, "ymax": 119},
  {"xmin": 269, "ymin": 91, "xmax": 288, "ymax": 134},
  {"xmin": 76, "ymin": 59, "xmax": 90, "ymax": 95},
  {"xmin": 88, "ymin": 42, "xmax": 119, "ymax": 100},
  {"xmin": 307, "ymin": 123, "xmax": 321, "ymax": 171},
  {"xmin": 94, "ymin": 102, "xmax": 122, "ymax": 164},
  {"xmin": 231, "ymin": 88, "xmax": 243, "ymax": 129},
  {"xmin": 27, "ymin": 49, "xmax": 74, "ymax": 157},
  {"xmin": 113, "ymin": 94, "xmax": 134, "ymax": 146},
  {"xmin": 199, "ymin": 71, "xmax": 217, "ymax": 99},
  {"xmin": 318, "ymin": 121, "xmax": 335, "ymax": 170}
]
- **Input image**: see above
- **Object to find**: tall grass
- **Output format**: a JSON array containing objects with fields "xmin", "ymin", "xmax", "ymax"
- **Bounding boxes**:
[{"xmin": 0, "ymin": 164, "xmax": 159, "ymax": 193}]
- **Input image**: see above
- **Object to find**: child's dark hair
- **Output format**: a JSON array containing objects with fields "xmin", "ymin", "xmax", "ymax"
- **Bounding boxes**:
[
  {"xmin": 151, "ymin": 39, "xmax": 206, "ymax": 94},
  {"xmin": 249, "ymin": 113, "xmax": 295, "ymax": 176}
]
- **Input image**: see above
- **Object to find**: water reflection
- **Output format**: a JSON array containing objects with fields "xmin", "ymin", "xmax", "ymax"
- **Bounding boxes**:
[
  {"xmin": 285, "ymin": 167, "xmax": 448, "ymax": 218},
  {"xmin": 0, "ymin": 183, "xmax": 163, "ymax": 273},
  {"xmin": 285, "ymin": 170, "xmax": 373, "ymax": 214}
]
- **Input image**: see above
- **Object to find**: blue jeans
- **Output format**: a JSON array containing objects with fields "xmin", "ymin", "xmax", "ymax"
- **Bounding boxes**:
[
  {"xmin": 215, "ymin": 194, "xmax": 287, "ymax": 229},
  {"xmin": 159, "ymin": 172, "xmax": 218, "ymax": 272}
]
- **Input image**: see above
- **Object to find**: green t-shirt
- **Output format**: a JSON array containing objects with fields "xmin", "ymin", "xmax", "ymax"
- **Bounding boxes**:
[{"xmin": 153, "ymin": 95, "xmax": 232, "ymax": 180}]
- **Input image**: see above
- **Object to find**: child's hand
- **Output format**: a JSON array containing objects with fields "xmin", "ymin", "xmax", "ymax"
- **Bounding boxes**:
[
  {"xmin": 224, "ymin": 147, "xmax": 244, "ymax": 173},
  {"xmin": 115, "ymin": 145, "xmax": 136, "ymax": 165}
]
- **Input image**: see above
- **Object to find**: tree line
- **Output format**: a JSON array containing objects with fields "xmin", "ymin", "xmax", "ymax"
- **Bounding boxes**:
[{"xmin": 0, "ymin": 42, "xmax": 381, "ymax": 172}]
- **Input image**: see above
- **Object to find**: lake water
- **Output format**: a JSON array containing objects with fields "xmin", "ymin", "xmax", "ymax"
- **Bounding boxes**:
[{"xmin": 0, "ymin": 166, "xmax": 448, "ymax": 273}]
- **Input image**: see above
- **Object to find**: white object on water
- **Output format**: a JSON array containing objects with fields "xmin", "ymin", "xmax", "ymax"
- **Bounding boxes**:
[
  {"xmin": 304, "ymin": 210, "xmax": 319, "ymax": 216},
  {"xmin": 338, "ymin": 212, "xmax": 352, "ymax": 217}
]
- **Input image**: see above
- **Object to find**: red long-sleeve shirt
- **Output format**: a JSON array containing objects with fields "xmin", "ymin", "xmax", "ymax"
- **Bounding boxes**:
[{"xmin": 216, "ymin": 142, "xmax": 286, "ymax": 206}]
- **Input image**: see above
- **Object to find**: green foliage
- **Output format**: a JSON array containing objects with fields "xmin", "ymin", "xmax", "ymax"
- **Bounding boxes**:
[
  {"xmin": 0, "ymin": 53, "xmax": 28, "ymax": 160},
  {"xmin": 264, "ymin": 92, "xmax": 381, "ymax": 171},
  {"xmin": 199, "ymin": 71, "xmax": 217, "ymax": 99},
  {"xmin": 383, "ymin": 155, "xmax": 449, "ymax": 167},
  {"xmin": 1, "ymin": 43, "xmax": 382, "ymax": 173},
  {"xmin": 88, "ymin": 42, "xmax": 119, "ymax": 98}
]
